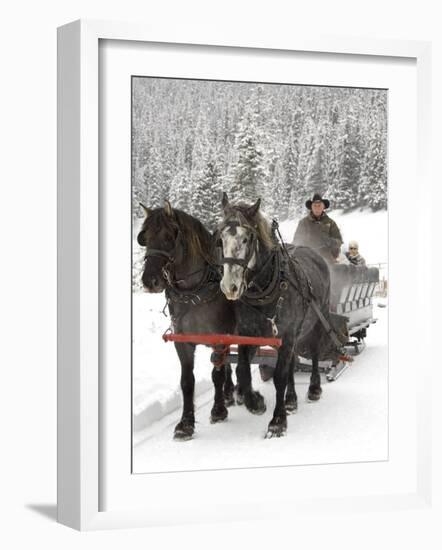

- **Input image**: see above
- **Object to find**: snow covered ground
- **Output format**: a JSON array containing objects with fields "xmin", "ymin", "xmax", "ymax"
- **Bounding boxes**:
[
  {"xmin": 133, "ymin": 299, "xmax": 388, "ymax": 473},
  {"xmin": 132, "ymin": 292, "xmax": 215, "ymax": 434},
  {"xmin": 132, "ymin": 210, "xmax": 388, "ymax": 474}
]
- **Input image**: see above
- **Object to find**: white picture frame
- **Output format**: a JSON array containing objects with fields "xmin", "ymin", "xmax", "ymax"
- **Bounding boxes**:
[{"xmin": 57, "ymin": 19, "xmax": 432, "ymax": 531}]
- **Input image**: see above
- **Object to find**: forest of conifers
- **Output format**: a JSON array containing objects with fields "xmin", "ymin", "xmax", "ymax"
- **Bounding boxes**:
[{"xmin": 132, "ymin": 77, "xmax": 387, "ymax": 230}]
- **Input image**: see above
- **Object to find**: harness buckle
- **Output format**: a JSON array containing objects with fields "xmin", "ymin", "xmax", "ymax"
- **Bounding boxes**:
[
  {"xmin": 267, "ymin": 316, "xmax": 279, "ymax": 337},
  {"xmin": 162, "ymin": 266, "xmax": 173, "ymax": 286}
]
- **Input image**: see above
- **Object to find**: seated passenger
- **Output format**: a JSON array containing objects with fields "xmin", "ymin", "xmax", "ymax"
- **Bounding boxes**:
[
  {"xmin": 292, "ymin": 193, "xmax": 343, "ymax": 264},
  {"xmin": 345, "ymin": 240, "xmax": 366, "ymax": 266}
]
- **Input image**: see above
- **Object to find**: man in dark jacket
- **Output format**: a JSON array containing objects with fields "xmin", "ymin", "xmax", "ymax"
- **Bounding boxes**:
[{"xmin": 292, "ymin": 193, "xmax": 343, "ymax": 264}]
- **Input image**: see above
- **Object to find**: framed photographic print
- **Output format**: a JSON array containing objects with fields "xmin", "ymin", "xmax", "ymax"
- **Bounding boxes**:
[
  {"xmin": 131, "ymin": 75, "xmax": 389, "ymax": 471},
  {"xmin": 57, "ymin": 19, "xmax": 432, "ymax": 530}
]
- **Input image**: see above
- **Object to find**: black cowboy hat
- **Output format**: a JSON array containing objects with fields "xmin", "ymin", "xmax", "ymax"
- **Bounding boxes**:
[{"xmin": 305, "ymin": 193, "xmax": 330, "ymax": 210}]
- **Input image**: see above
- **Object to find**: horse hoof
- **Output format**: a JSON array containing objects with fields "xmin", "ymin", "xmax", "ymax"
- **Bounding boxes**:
[
  {"xmin": 285, "ymin": 399, "xmax": 298, "ymax": 413},
  {"xmin": 265, "ymin": 429, "xmax": 286, "ymax": 439},
  {"xmin": 210, "ymin": 405, "xmax": 228, "ymax": 423},
  {"xmin": 307, "ymin": 387, "xmax": 322, "ymax": 402},
  {"xmin": 174, "ymin": 421, "xmax": 194, "ymax": 441},
  {"xmin": 173, "ymin": 430, "xmax": 193, "ymax": 441},
  {"xmin": 245, "ymin": 391, "xmax": 266, "ymax": 415},
  {"xmin": 265, "ymin": 417, "xmax": 287, "ymax": 438},
  {"xmin": 285, "ymin": 391, "xmax": 298, "ymax": 413},
  {"xmin": 235, "ymin": 391, "xmax": 244, "ymax": 406},
  {"xmin": 224, "ymin": 393, "xmax": 235, "ymax": 407}
]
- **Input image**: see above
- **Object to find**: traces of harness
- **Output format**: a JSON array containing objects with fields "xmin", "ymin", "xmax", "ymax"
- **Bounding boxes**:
[{"xmin": 266, "ymin": 295, "xmax": 285, "ymax": 337}]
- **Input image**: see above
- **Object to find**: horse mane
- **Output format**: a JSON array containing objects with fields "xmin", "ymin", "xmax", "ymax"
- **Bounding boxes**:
[
  {"xmin": 224, "ymin": 202, "xmax": 277, "ymax": 250},
  {"xmin": 143, "ymin": 207, "xmax": 214, "ymax": 263}
]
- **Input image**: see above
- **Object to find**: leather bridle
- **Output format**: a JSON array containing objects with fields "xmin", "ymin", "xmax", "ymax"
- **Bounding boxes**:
[
  {"xmin": 143, "ymin": 227, "xmax": 183, "ymax": 287},
  {"xmin": 143, "ymin": 227, "xmax": 216, "ymax": 291}
]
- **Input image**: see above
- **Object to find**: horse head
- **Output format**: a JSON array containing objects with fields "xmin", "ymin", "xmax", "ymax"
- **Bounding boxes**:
[
  {"xmin": 219, "ymin": 192, "xmax": 272, "ymax": 300},
  {"xmin": 137, "ymin": 200, "xmax": 214, "ymax": 293},
  {"xmin": 137, "ymin": 200, "xmax": 182, "ymax": 293}
]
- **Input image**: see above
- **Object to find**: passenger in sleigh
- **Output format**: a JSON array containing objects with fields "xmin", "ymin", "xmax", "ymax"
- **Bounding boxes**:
[
  {"xmin": 345, "ymin": 240, "xmax": 366, "ymax": 266},
  {"xmin": 292, "ymin": 193, "xmax": 343, "ymax": 264}
]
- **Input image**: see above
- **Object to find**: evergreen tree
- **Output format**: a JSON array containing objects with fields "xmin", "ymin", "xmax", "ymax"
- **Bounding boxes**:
[
  {"xmin": 168, "ymin": 170, "xmax": 192, "ymax": 212},
  {"xmin": 286, "ymin": 107, "xmax": 304, "ymax": 217},
  {"xmin": 296, "ymin": 117, "xmax": 316, "ymax": 205},
  {"xmin": 358, "ymin": 120, "xmax": 387, "ymax": 210},
  {"xmin": 183, "ymin": 133, "xmax": 194, "ymax": 172},
  {"xmin": 143, "ymin": 152, "xmax": 165, "ymax": 208},
  {"xmin": 230, "ymin": 103, "xmax": 266, "ymax": 204},
  {"xmin": 305, "ymin": 130, "xmax": 327, "ymax": 196},
  {"xmin": 268, "ymin": 161, "xmax": 285, "ymax": 221},
  {"xmin": 264, "ymin": 144, "xmax": 280, "ymax": 217},
  {"xmin": 132, "ymin": 156, "xmax": 148, "ymax": 215},
  {"xmin": 328, "ymin": 119, "xmax": 363, "ymax": 210},
  {"xmin": 324, "ymin": 118, "xmax": 342, "ymax": 201},
  {"xmin": 192, "ymin": 152, "xmax": 223, "ymax": 230},
  {"xmin": 280, "ymin": 130, "xmax": 299, "ymax": 220}
]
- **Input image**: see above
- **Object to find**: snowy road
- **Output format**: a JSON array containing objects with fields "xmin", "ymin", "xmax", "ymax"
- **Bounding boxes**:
[{"xmin": 133, "ymin": 302, "xmax": 388, "ymax": 474}]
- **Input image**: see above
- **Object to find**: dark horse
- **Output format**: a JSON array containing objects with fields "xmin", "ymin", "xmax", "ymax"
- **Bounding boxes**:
[
  {"xmin": 219, "ymin": 193, "xmax": 332, "ymax": 438},
  {"xmin": 137, "ymin": 201, "xmax": 265, "ymax": 440}
]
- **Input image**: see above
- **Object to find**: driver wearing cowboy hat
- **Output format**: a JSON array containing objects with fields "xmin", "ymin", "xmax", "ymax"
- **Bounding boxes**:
[{"xmin": 292, "ymin": 193, "xmax": 343, "ymax": 264}]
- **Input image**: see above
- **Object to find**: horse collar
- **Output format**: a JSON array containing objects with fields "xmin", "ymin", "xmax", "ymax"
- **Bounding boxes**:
[{"xmin": 242, "ymin": 248, "xmax": 283, "ymax": 306}]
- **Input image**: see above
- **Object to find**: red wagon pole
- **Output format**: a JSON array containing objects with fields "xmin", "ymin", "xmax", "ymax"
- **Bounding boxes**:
[
  {"xmin": 162, "ymin": 332, "xmax": 282, "ymax": 369},
  {"xmin": 162, "ymin": 332, "xmax": 282, "ymax": 348}
]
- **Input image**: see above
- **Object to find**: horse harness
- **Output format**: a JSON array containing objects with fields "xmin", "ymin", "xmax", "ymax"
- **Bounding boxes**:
[
  {"xmin": 143, "ymin": 227, "xmax": 222, "ymax": 309},
  {"xmin": 145, "ymin": 218, "xmax": 343, "ymax": 350},
  {"xmin": 218, "ymin": 218, "xmax": 343, "ymax": 350}
]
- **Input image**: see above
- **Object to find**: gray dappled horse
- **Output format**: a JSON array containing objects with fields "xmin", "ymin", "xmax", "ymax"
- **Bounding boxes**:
[
  {"xmin": 137, "ymin": 201, "xmax": 264, "ymax": 440},
  {"xmin": 218, "ymin": 193, "xmax": 331, "ymax": 438}
]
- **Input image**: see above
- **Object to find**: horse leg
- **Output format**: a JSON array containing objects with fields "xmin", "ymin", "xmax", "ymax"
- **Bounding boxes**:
[
  {"xmin": 266, "ymin": 340, "xmax": 293, "ymax": 438},
  {"xmin": 173, "ymin": 342, "xmax": 196, "ymax": 440},
  {"xmin": 307, "ymin": 345, "xmax": 323, "ymax": 401},
  {"xmin": 237, "ymin": 345, "xmax": 266, "ymax": 414},
  {"xmin": 223, "ymin": 363, "xmax": 235, "ymax": 407},
  {"xmin": 285, "ymin": 353, "xmax": 298, "ymax": 413},
  {"xmin": 210, "ymin": 365, "xmax": 228, "ymax": 423},
  {"xmin": 234, "ymin": 364, "xmax": 244, "ymax": 405}
]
